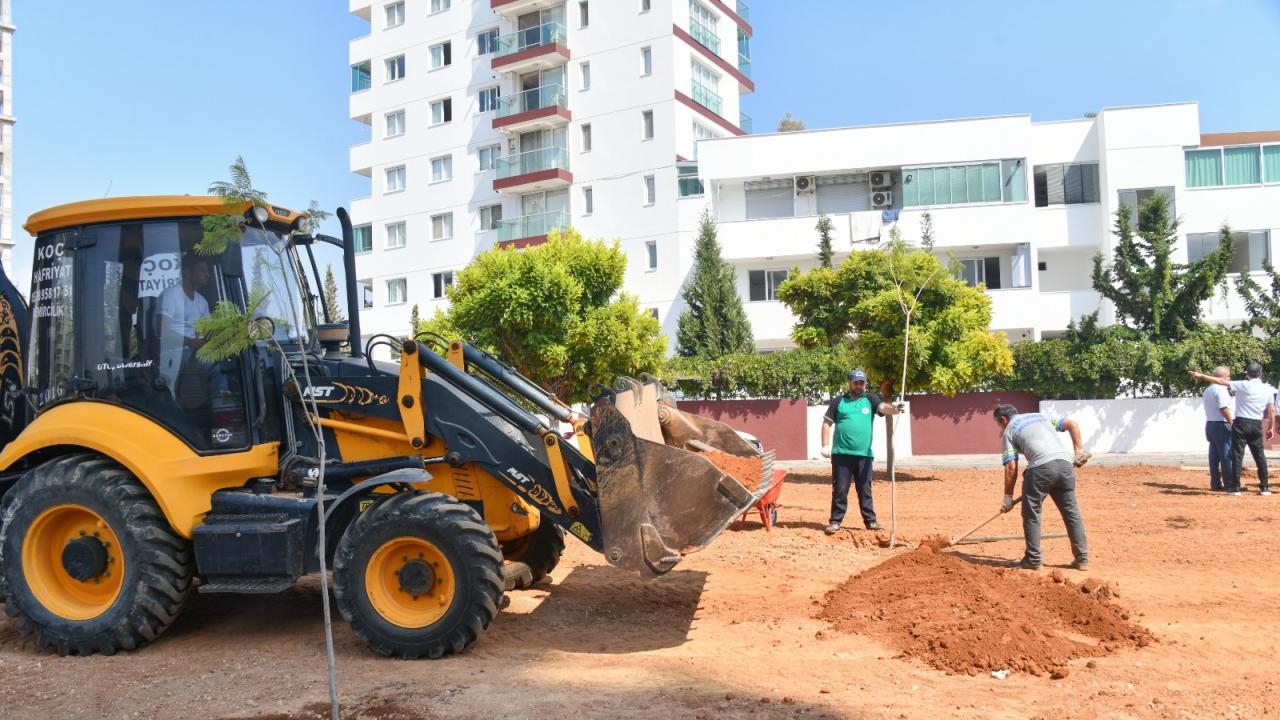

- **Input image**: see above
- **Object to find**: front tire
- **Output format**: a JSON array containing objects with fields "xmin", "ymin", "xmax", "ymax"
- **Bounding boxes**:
[
  {"xmin": 0, "ymin": 453, "xmax": 193, "ymax": 656},
  {"xmin": 333, "ymin": 492, "xmax": 503, "ymax": 659}
]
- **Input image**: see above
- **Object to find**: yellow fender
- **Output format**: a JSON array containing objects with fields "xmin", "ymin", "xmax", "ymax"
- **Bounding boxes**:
[{"xmin": 0, "ymin": 403, "xmax": 279, "ymax": 538}]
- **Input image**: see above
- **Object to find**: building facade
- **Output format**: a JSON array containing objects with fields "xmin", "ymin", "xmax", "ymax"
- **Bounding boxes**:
[
  {"xmin": 348, "ymin": 0, "xmax": 753, "ymax": 349},
  {"xmin": 696, "ymin": 102, "xmax": 1280, "ymax": 347},
  {"xmin": 0, "ymin": 0, "xmax": 14, "ymax": 275}
]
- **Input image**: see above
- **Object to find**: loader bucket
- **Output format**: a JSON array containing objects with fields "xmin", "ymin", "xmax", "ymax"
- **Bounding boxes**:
[{"xmin": 590, "ymin": 378, "xmax": 772, "ymax": 576}]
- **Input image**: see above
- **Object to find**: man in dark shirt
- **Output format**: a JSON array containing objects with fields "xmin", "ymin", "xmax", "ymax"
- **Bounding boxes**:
[{"xmin": 820, "ymin": 369, "xmax": 901, "ymax": 534}]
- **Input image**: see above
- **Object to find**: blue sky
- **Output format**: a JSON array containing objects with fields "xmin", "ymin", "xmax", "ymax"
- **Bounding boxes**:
[{"xmin": 11, "ymin": 1, "xmax": 1280, "ymax": 283}]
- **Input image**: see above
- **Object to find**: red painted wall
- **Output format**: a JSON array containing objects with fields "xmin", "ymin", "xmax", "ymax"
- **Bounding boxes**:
[
  {"xmin": 677, "ymin": 399, "xmax": 808, "ymax": 460},
  {"xmin": 909, "ymin": 392, "xmax": 1041, "ymax": 455}
]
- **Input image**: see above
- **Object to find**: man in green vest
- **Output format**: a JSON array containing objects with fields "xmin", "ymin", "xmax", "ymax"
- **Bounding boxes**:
[{"xmin": 820, "ymin": 369, "xmax": 902, "ymax": 534}]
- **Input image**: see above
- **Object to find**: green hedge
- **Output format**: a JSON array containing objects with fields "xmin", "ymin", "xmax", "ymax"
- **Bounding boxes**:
[{"xmin": 661, "ymin": 346, "xmax": 855, "ymax": 403}]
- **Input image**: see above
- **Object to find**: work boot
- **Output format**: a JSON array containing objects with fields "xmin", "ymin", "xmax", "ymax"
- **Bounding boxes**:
[
  {"xmin": 1016, "ymin": 558, "xmax": 1042, "ymax": 571},
  {"xmin": 1071, "ymin": 558, "xmax": 1090, "ymax": 571},
  {"xmin": 865, "ymin": 522, "xmax": 882, "ymax": 531},
  {"xmin": 824, "ymin": 523, "xmax": 840, "ymax": 535}
]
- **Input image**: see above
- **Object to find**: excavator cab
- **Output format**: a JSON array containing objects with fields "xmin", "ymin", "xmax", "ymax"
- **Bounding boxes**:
[{"xmin": 0, "ymin": 196, "xmax": 772, "ymax": 659}]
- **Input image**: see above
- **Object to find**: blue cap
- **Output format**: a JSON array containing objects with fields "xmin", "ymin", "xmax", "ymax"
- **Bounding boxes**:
[{"xmin": 848, "ymin": 369, "xmax": 868, "ymax": 382}]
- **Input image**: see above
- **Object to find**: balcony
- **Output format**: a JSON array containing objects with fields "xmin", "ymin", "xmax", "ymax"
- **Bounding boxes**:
[
  {"xmin": 691, "ymin": 81, "xmax": 722, "ymax": 116},
  {"xmin": 738, "ymin": 53, "xmax": 751, "ymax": 79},
  {"xmin": 736, "ymin": 0, "xmax": 750, "ymax": 22},
  {"xmin": 494, "ymin": 146, "xmax": 572, "ymax": 193},
  {"xmin": 490, "ymin": 0, "xmax": 562, "ymax": 17},
  {"xmin": 689, "ymin": 18, "xmax": 721, "ymax": 55},
  {"xmin": 497, "ymin": 210, "xmax": 569, "ymax": 247},
  {"xmin": 493, "ymin": 84, "xmax": 570, "ymax": 133},
  {"xmin": 739, "ymin": 111, "xmax": 752, "ymax": 134},
  {"xmin": 492, "ymin": 22, "xmax": 570, "ymax": 73}
]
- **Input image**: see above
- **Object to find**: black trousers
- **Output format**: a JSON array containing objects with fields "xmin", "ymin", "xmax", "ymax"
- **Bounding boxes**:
[
  {"xmin": 830, "ymin": 454, "xmax": 876, "ymax": 526},
  {"xmin": 1231, "ymin": 417, "xmax": 1269, "ymax": 492}
]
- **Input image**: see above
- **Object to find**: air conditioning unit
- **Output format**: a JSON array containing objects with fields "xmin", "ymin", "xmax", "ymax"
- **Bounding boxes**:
[
  {"xmin": 871, "ymin": 189, "xmax": 893, "ymax": 208},
  {"xmin": 869, "ymin": 170, "xmax": 894, "ymax": 188},
  {"xmin": 795, "ymin": 175, "xmax": 816, "ymax": 194}
]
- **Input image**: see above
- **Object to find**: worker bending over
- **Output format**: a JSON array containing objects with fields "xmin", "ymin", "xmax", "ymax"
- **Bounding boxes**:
[{"xmin": 993, "ymin": 404, "xmax": 1091, "ymax": 571}]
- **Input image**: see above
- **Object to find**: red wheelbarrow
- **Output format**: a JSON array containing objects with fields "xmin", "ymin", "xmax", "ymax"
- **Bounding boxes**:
[{"xmin": 731, "ymin": 468, "xmax": 787, "ymax": 532}]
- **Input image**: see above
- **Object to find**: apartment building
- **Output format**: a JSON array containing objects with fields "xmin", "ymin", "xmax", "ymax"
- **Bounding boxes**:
[
  {"xmin": 0, "ymin": 0, "xmax": 14, "ymax": 276},
  {"xmin": 695, "ymin": 102, "xmax": 1280, "ymax": 347},
  {"xmin": 347, "ymin": 0, "xmax": 754, "ymax": 347}
]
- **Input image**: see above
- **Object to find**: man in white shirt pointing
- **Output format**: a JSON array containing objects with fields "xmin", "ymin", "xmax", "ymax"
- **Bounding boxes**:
[{"xmin": 1192, "ymin": 363, "xmax": 1275, "ymax": 496}]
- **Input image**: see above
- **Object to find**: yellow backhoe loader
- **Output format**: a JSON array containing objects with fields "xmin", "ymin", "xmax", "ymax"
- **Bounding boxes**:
[{"xmin": 0, "ymin": 197, "xmax": 776, "ymax": 658}]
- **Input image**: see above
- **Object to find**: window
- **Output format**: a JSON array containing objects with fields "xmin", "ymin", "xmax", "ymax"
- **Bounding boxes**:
[
  {"xmin": 480, "ymin": 204, "xmax": 503, "ymax": 231},
  {"xmin": 385, "ymin": 221, "xmax": 407, "ymax": 249},
  {"xmin": 384, "ymin": 110, "xmax": 406, "ymax": 138},
  {"xmin": 641, "ymin": 46, "xmax": 653, "ymax": 76},
  {"xmin": 1033, "ymin": 163, "xmax": 1099, "ymax": 207},
  {"xmin": 431, "ymin": 0, "xmax": 450, "ymax": 12},
  {"xmin": 385, "ymin": 55, "xmax": 405, "ymax": 82},
  {"xmin": 431, "ymin": 155, "xmax": 453, "ymax": 183},
  {"xmin": 744, "ymin": 179, "xmax": 794, "ymax": 219},
  {"xmin": 580, "ymin": 62, "xmax": 591, "ymax": 90},
  {"xmin": 387, "ymin": 278, "xmax": 407, "ymax": 305},
  {"xmin": 642, "ymin": 110, "xmax": 655, "ymax": 140},
  {"xmin": 1186, "ymin": 145, "xmax": 1280, "ymax": 188},
  {"xmin": 353, "ymin": 224, "xmax": 373, "ymax": 253},
  {"xmin": 645, "ymin": 241, "xmax": 658, "ymax": 270},
  {"xmin": 583, "ymin": 186, "xmax": 594, "ymax": 214},
  {"xmin": 478, "ymin": 86, "xmax": 499, "ymax": 113},
  {"xmin": 360, "ymin": 280, "xmax": 374, "ymax": 309},
  {"xmin": 956, "ymin": 257, "xmax": 1002, "ymax": 289},
  {"xmin": 643, "ymin": 175, "xmax": 656, "ymax": 205},
  {"xmin": 351, "ymin": 61, "xmax": 371, "ymax": 92},
  {"xmin": 478, "ymin": 28, "xmax": 499, "ymax": 55},
  {"xmin": 385, "ymin": 165, "xmax": 406, "ymax": 193},
  {"xmin": 432, "ymin": 272, "xmax": 454, "ymax": 299},
  {"xmin": 431, "ymin": 42, "xmax": 452, "ymax": 69},
  {"xmin": 384, "ymin": 2, "xmax": 405, "ymax": 28},
  {"xmin": 431, "ymin": 213, "xmax": 454, "ymax": 241},
  {"xmin": 430, "ymin": 98, "xmax": 452, "ymax": 125},
  {"xmin": 690, "ymin": 61, "xmax": 721, "ymax": 114},
  {"xmin": 641, "ymin": 0, "xmax": 651, "ymax": 11},
  {"xmin": 579, "ymin": 0, "xmax": 589, "ymax": 27},
  {"xmin": 580, "ymin": 123, "xmax": 592, "ymax": 152},
  {"xmin": 692, "ymin": 121, "xmax": 718, "ymax": 159},
  {"xmin": 678, "ymin": 164, "xmax": 704, "ymax": 197},
  {"xmin": 478, "ymin": 144, "xmax": 501, "ymax": 171},
  {"xmin": 901, "ymin": 159, "xmax": 1026, "ymax": 207},
  {"xmin": 748, "ymin": 269, "xmax": 790, "ymax": 302},
  {"xmin": 1188, "ymin": 230, "xmax": 1270, "ymax": 273},
  {"xmin": 1117, "ymin": 187, "xmax": 1175, "ymax": 228},
  {"xmin": 689, "ymin": 1, "xmax": 720, "ymax": 54}
]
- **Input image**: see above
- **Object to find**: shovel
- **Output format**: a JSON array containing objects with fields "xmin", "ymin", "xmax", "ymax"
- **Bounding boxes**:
[{"xmin": 948, "ymin": 497, "xmax": 1022, "ymax": 547}]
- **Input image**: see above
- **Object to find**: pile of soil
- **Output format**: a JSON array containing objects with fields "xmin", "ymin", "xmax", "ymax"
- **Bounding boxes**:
[
  {"xmin": 819, "ymin": 545, "xmax": 1152, "ymax": 676},
  {"xmin": 698, "ymin": 449, "xmax": 765, "ymax": 492}
]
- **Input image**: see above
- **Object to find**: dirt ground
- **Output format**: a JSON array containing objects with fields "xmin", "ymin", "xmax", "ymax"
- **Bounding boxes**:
[{"xmin": 2, "ymin": 463, "xmax": 1278, "ymax": 720}]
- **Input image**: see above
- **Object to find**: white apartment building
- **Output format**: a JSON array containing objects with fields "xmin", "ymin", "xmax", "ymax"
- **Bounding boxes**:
[
  {"xmin": 0, "ymin": 0, "xmax": 14, "ymax": 275},
  {"xmin": 696, "ymin": 102, "xmax": 1280, "ymax": 347},
  {"xmin": 347, "ymin": 0, "xmax": 754, "ymax": 347}
]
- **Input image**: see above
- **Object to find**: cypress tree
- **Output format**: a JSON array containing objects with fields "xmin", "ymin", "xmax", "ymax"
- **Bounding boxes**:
[
  {"xmin": 322, "ymin": 264, "xmax": 345, "ymax": 322},
  {"xmin": 676, "ymin": 211, "xmax": 754, "ymax": 357},
  {"xmin": 816, "ymin": 214, "xmax": 834, "ymax": 269}
]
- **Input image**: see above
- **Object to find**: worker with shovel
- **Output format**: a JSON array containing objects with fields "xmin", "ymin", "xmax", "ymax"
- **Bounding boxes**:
[{"xmin": 993, "ymin": 405, "xmax": 1091, "ymax": 571}]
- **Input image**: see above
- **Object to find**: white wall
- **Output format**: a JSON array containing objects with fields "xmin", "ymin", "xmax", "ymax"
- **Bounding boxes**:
[
  {"xmin": 805, "ymin": 403, "xmax": 913, "ymax": 461},
  {"xmin": 1039, "ymin": 398, "xmax": 1209, "ymax": 454}
]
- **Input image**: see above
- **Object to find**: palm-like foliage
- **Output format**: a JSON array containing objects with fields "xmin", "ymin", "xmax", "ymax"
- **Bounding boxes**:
[
  {"xmin": 196, "ymin": 156, "xmax": 269, "ymax": 255},
  {"xmin": 195, "ymin": 289, "xmax": 272, "ymax": 362}
]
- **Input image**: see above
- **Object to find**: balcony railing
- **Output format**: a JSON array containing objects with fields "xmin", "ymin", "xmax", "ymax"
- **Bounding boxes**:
[
  {"xmin": 678, "ymin": 178, "xmax": 705, "ymax": 197},
  {"xmin": 738, "ymin": 53, "xmax": 751, "ymax": 78},
  {"xmin": 691, "ymin": 81, "xmax": 722, "ymax": 116},
  {"xmin": 736, "ymin": 0, "xmax": 750, "ymax": 21},
  {"xmin": 497, "ymin": 210, "xmax": 569, "ymax": 242},
  {"xmin": 494, "ymin": 21, "xmax": 567, "ymax": 59},
  {"xmin": 689, "ymin": 17, "xmax": 720, "ymax": 55},
  {"xmin": 496, "ymin": 83, "xmax": 567, "ymax": 119},
  {"xmin": 351, "ymin": 62, "xmax": 371, "ymax": 92},
  {"xmin": 495, "ymin": 145, "xmax": 570, "ymax": 180},
  {"xmin": 739, "ymin": 111, "xmax": 752, "ymax": 134}
]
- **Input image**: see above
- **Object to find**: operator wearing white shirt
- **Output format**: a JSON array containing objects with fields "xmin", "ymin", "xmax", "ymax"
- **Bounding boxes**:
[
  {"xmin": 1192, "ymin": 363, "xmax": 1275, "ymax": 496},
  {"xmin": 157, "ymin": 254, "xmax": 212, "ymax": 395}
]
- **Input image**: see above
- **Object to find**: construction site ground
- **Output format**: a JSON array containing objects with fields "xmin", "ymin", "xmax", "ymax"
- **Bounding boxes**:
[{"xmin": 1, "ymin": 463, "xmax": 1276, "ymax": 720}]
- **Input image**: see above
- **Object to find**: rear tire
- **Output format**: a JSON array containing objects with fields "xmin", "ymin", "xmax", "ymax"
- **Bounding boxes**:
[
  {"xmin": 333, "ymin": 492, "xmax": 502, "ymax": 659},
  {"xmin": 0, "ymin": 453, "xmax": 193, "ymax": 656},
  {"xmin": 501, "ymin": 520, "xmax": 564, "ymax": 589}
]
